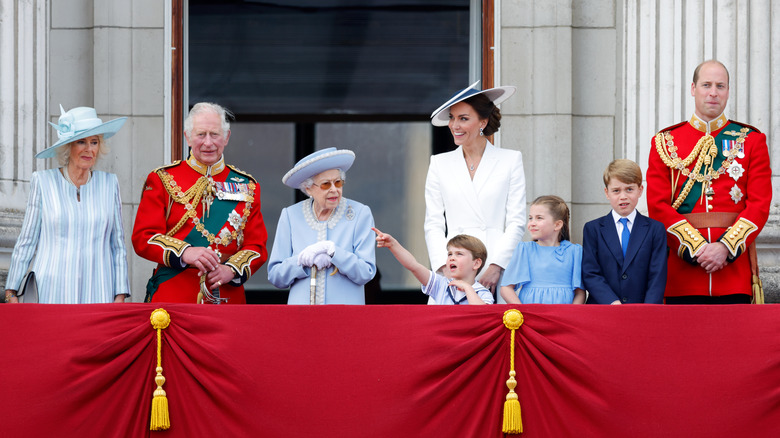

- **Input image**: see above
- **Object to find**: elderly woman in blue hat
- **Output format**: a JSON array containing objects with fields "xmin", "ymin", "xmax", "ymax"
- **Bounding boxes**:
[
  {"xmin": 3, "ymin": 106, "xmax": 130, "ymax": 304},
  {"xmin": 424, "ymin": 81, "xmax": 527, "ymax": 303},
  {"xmin": 268, "ymin": 148, "xmax": 376, "ymax": 304}
]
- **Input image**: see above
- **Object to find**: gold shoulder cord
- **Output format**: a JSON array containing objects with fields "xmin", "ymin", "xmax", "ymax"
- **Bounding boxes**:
[
  {"xmin": 155, "ymin": 169, "xmax": 255, "ymax": 247},
  {"xmin": 654, "ymin": 132, "xmax": 714, "ymax": 209},
  {"xmin": 156, "ymin": 169, "xmax": 211, "ymax": 237},
  {"xmin": 654, "ymin": 129, "xmax": 744, "ymax": 210}
]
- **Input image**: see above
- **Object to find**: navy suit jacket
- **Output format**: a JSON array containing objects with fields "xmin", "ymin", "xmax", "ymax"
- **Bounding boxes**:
[{"xmin": 582, "ymin": 211, "xmax": 667, "ymax": 304}]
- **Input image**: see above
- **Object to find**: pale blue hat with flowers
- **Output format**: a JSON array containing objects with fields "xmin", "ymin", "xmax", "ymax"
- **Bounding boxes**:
[
  {"xmin": 430, "ymin": 80, "xmax": 516, "ymax": 127},
  {"xmin": 282, "ymin": 147, "xmax": 355, "ymax": 189},
  {"xmin": 36, "ymin": 105, "xmax": 127, "ymax": 159}
]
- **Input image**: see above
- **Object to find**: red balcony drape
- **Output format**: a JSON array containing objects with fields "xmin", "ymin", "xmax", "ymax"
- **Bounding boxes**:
[{"xmin": 2, "ymin": 304, "xmax": 779, "ymax": 437}]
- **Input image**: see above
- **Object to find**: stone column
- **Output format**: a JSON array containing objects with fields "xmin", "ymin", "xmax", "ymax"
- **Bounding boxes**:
[
  {"xmin": 499, "ymin": 0, "xmax": 574, "ymax": 235},
  {"xmin": 0, "ymin": 0, "xmax": 47, "ymax": 286}
]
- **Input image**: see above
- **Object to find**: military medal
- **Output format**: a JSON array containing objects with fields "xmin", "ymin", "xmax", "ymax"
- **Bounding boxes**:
[
  {"xmin": 215, "ymin": 181, "xmax": 250, "ymax": 201},
  {"xmin": 722, "ymin": 139, "xmax": 735, "ymax": 157}
]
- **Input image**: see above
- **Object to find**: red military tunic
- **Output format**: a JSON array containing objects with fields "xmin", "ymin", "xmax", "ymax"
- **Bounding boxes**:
[
  {"xmin": 647, "ymin": 113, "xmax": 771, "ymax": 298},
  {"xmin": 132, "ymin": 155, "xmax": 268, "ymax": 303}
]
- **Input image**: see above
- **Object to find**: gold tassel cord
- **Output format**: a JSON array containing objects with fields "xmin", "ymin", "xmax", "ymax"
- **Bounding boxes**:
[
  {"xmin": 502, "ymin": 309, "xmax": 524, "ymax": 434},
  {"xmin": 753, "ymin": 275, "xmax": 765, "ymax": 304},
  {"xmin": 150, "ymin": 308, "xmax": 171, "ymax": 431}
]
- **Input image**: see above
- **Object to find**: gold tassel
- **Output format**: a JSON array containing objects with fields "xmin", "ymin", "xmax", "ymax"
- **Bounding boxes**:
[
  {"xmin": 502, "ymin": 309, "xmax": 524, "ymax": 434},
  {"xmin": 752, "ymin": 275, "xmax": 765, "ymax": 305},
  {"xmin": 150, "ymin": 308, "xmax": 171, "ymax": 431}
]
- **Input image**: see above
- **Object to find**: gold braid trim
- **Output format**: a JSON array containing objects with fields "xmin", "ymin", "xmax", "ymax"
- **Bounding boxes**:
[
  {"xmin": 667, "ymin": 220, "xmax": 707, "ymax": 258},
  {"xmin": 155, "ymin": 169, "xmax": 255, "ymax": 247},
  {"xmin": 655, "ymin": 128, "xmax": 747, "ymax": 210},
  {"xmin": 148, "ymin": 234, "xmax": 190, "ymax": 267},
  {"xmin": 226, "ymin": 250, "xmax": 262, "ymax": 278},
  {"xmin": 720, "ymin": 217, "xmax": 757, "ymax": 258}
]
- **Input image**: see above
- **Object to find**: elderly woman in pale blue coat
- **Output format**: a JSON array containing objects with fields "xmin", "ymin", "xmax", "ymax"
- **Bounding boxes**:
[
  {"xmin": 4, "ymin": 105, "xmax": 130, "ymax": 304},
  {"xmin": 268, "ymin": 148, "xmax": 376, "ymax": 304}
]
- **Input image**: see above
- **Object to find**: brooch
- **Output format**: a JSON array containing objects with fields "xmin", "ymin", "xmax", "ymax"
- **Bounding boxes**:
[{"xmin": 345, "ymin": 205, "xmax": 355, "ymax": 221}]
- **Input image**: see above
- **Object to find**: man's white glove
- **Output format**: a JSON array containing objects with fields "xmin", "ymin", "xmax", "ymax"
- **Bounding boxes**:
[{"xmin": 297, "ymin": 240, "xmax": 336, "ymax": 267}]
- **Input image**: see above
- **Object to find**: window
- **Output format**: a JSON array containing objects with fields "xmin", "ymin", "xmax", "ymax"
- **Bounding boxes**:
[{"xmin": 184, "ymin": 0, "xmax": 480, "ymax": 302}]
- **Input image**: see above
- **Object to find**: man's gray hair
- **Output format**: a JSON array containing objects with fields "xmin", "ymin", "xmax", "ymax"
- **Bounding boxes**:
[{"xmin": 184, "ymin": 102, "xmax": 233, "ymax": 139}]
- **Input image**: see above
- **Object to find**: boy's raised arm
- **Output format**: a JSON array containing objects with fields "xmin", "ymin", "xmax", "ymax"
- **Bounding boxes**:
[{"xmin": 372, "ymin": 227, "xmax": 431, "ymax": 286}]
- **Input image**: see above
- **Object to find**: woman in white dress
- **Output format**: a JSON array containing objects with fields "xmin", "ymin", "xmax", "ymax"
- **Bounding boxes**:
[
  {"xmin": 4, "ymin": 106, "xmax": 130, "ymax": 304},
  {"xmin": 424, "ymin": 81, "xmax": 526, "ymax": 303}
]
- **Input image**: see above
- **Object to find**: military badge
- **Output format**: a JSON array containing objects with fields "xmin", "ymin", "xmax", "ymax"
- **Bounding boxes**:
[
  {"xmin": 228, "ymin": 210, "xmax": 242, "ymax": 229},
  {"xmin": 730, "ymin": 184, "xmax": 743, "ymax": 203},
  {"xmin": 727, "ymin": 162, "xmax": 744, "ymax": 181}
]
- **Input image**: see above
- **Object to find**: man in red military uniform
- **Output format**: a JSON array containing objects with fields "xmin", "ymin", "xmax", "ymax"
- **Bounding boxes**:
[
  {"xmin": 647, "ymin": 60, "xmax": 771, "ymax": 304},
  {"xmin": 132, "ymin": 102, "xmax": 268, "ymax": 303}
]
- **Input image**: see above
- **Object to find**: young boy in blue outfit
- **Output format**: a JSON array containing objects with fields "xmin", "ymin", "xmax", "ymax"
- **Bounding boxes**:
[
  {"xmin": 582, "ymin": 159, "xmax": 668, "ymax": 304},
  {"xmin": 372, "ymin": 227, "xmax": 493, "ymax": 304}
]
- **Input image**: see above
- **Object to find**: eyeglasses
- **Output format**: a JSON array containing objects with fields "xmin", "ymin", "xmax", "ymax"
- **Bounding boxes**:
[{"xmin": 313, "ymin": 179, "xmax": 344, "ymax": 190}]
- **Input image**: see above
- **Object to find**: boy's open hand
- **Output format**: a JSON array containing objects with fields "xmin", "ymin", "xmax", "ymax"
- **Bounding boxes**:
[
  {"xmin": 371, "ymin": 227, "xmax": 396, "ymax": 248},
  {"xmin": 448, "ymin": 279, "xmax": 472, "ymax": 292}
]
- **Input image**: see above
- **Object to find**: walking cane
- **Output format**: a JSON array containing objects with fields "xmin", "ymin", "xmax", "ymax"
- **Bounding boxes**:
[{"xmin": 310, "ymin": 266, "xmax": 318, "ymax": 305}]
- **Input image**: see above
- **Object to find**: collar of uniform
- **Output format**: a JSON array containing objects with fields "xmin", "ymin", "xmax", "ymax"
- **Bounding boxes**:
[
  {"xmin": 688, "ymin": 113, "xmax": 728, "ymax": 134},
  {"xmin": 186, "ymin": 155, "xmax": 226, "ymax": 176}
]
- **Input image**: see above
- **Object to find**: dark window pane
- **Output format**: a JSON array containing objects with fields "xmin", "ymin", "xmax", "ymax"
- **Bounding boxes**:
[{"xmin": 189, "ymin": 0, "xmax": 470, "ymax": 116}]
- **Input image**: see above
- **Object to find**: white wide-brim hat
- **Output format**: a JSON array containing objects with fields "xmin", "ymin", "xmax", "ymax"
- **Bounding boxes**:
[
  {"xmin": 430, "ymin": 80, "xmax": 516, "ymax": 126},
  {"xmin": 282, "ymin": 147, "xmax": 356, "ymax": 189},
  {"xmin": 36, "ymin": 105, "xmax": 127, "ymax": 159}
]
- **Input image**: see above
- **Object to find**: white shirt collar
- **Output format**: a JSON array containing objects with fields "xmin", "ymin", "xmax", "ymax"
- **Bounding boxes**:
[{"xmin": 611, "ymin": 209, "xmax": 637, "ymax": 226}]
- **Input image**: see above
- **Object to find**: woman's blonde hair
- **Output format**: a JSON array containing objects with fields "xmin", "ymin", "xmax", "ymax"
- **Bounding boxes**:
[{"xmin": 56, "ymin": 135, "xmax": 109, "ymax": 166}]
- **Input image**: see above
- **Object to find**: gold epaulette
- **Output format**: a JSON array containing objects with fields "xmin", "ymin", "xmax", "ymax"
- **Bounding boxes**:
[
  {"xmin": 656, "ymin": 121, "xmax": 687, "ymax": 135},
  {"xmin": 226, "ymin": 250, "xmax": 262, "ymax": 278},
  {"xmin": 728, "ymin": 120, "xmax": 761, "ymax": 134},
  {"xmin": 667, "ymin": 220, "xmax": 707, "ymax": 259},
  {"xmin": 148, "ymin": 233, "xmax": 190, "ymax": 267},
  {"xmin": 227, "ymin": 164, "xmax": 257, "ymax": 184},
  {"xmin": 720, "ymin": 217, "xmax": 757, "ymax": 258},
  {"xmin": 151, "ymin": 161, "xmax": 181, "ymax": 174}
]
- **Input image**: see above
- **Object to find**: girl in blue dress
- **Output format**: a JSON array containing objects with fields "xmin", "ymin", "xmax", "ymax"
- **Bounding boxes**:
[{"xmin": 500, "ymin": 195, "xmax": 585, "ymax": 304}]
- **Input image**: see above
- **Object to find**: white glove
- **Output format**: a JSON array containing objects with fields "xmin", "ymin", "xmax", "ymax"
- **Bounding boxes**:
[
  {"xmin": 297, "ymin": 241, "xmax": 336, "ymax": 266},
  {"xmin": 312, "ymin": 253, "xmax": 332, "ymax": 270}
]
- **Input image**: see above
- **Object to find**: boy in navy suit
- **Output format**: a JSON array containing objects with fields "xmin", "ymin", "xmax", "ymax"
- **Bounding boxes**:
[{"xmin": 582, "ymin": 159, "xmax": 667, "ymax": 304}]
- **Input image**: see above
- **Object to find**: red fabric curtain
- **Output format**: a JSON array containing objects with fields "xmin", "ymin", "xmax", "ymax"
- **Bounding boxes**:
[{"xmin": 2, "ymin": 304, "xmax": 779, "ymax": 437}]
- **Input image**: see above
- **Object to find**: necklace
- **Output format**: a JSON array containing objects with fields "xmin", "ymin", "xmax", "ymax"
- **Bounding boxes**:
[
  {"xmin": 62, "ymin": 167, "xmax": 91, "ymax": 201},
  {"xmin": 463, "ymin": 146, "xmax": 484, "ymax": 174}
]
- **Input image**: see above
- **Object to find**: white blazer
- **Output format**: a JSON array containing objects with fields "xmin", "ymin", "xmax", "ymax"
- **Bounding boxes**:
[{"xmin": 424, "ymin": 141, "xmax": 526, "ymax": 274}]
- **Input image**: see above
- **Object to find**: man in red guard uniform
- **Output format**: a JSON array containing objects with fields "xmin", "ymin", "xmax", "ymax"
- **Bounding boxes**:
[
  {"xmin": 647, "ymin": 60, "xmax": 771, "ymax": 304},
  {"xmin": 132, "ymin": 102, "xmax": 268, "ymax": 303}
]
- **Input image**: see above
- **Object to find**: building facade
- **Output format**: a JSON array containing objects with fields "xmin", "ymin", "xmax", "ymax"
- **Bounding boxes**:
[{"xmin": 2, "ymin": 0, "xmax": 778, "ymax": 302}]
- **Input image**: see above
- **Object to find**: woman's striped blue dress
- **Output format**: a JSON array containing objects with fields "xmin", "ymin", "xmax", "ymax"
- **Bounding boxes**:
[{"xmin": 5, "ymin": 168, "xmax": 130, "ymax": 303}]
